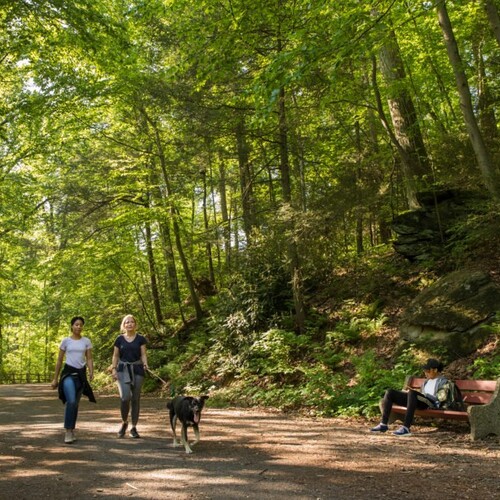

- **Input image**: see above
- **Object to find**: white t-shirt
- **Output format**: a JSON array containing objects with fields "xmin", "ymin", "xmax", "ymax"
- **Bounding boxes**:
[
  {"xmin": 423, "ymin": 378, "xmax": 438, "ymax": 396},
  {"xmin": 60, "ymin": 337, "xmax": 92, "ymax": 369}
]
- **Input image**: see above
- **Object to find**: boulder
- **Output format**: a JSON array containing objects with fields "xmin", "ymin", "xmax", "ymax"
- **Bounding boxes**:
[{"xmin": 400, "ymin": 270, "xmax": 500, "ymax": 357}]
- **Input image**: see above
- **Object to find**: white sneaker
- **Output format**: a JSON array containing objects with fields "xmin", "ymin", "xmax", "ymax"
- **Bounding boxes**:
[{"xmin": 64, "ymin": 430, "xmax": 74, "ymax": 444}]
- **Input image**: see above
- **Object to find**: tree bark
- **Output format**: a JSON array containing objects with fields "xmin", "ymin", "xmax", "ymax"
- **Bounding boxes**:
[
  {"xmin": 378, "ymin": 27, "xmax": 432, "ymax": 209},
  {"xmin": 235, "ymin": 119, "xmax": 255, "ymax": 244},
  {"xmin": 159, "ymin": 220, "xmax": 180, "ymax": 303},
  {"xmin": 200, "ymin": 168, "xmax": 216, "ymax": 287},
  {"xmin": 278, "ymin": 85, "xmax": 306, "ymax": 333},
  {"xmin": 144, "ymin": 111, "xmax": 204, "ymax": 320},
  {"xmin": 144, "ymin": 218, "xmax": 163, "ymax": 325},
  {"xmin": 371, "ymin": 55, "xmax": 420, "ymax": 210},
  {"xmin": 474, "ymin": 39, "xmax": 498, "ymax": 143},
  {"xmin": 437, "ymin": 0, "xmax": 500, "ymax": 199},
  {"xmin": 483, "ymin": 0, "xmax": 500, "ymax": 47},
  {"xmin": 218, "ymin": 155, "xmax": 231, "ymax": 268}
]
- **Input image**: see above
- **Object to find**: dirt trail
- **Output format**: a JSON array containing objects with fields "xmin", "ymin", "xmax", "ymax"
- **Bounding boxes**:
[{"xmin": 0, "ymin": 384, "xmax": 498, "ymax": 499}]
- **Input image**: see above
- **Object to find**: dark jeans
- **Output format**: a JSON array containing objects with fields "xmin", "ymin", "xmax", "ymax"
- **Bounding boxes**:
[{"xmin": 380, "ymin": 389, "xmax": 432, "ymax": 429}]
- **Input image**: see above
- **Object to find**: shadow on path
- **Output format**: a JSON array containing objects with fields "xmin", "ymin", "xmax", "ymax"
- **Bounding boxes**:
[{"xmin": 0, "ymin": 385, "xmax": 499, "ymax": 499}]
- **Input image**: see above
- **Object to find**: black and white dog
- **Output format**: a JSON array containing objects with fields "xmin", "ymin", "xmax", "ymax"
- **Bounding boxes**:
[{"xmin": 166, "ymin": 395, "xmax": 209, "ymax": 454}]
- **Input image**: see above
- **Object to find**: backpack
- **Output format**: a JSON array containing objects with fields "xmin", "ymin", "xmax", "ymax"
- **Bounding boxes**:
[{"xmin": 437, "ymin": 380, "xmax": 466, "ymax": 411}]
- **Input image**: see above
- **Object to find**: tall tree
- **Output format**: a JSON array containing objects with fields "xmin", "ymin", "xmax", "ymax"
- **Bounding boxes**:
[
  {"xmin": 376, "ymin": 16, "xmax": 433, "ymax": 209},
  {"xmin": 437, "ymin": 0, "xmax": 500, "ymax": 198},
  {"xmin": 483, "ymin": 0, "xmax": 500, "ymax": 47}
]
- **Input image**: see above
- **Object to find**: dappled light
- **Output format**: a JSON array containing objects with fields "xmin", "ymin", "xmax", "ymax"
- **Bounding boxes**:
[
  {"xmin": 1, "ymin": 2, "xmax": 499, "ymax": 498},
  {"xmin": 0, "ymin": 385, "xmax": 498, "ymax": 499}
]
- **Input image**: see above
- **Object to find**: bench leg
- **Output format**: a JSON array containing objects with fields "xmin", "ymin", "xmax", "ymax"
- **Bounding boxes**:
[{"xmin": 468, "ymin": 379, "xmax": 500, "ymax": 441}]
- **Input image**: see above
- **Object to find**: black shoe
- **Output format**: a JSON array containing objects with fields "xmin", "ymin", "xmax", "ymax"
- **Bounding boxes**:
[
  {"xmin": 118, "ymin": 422, "xmax": 128, "ymax": 438},
  {"xmin": 130, "ymin": 427, "xmax": 140, "ymax": 438},
  {"xmin": 370, "ymin": 423, "xmax": 389, "ymax": 433}
]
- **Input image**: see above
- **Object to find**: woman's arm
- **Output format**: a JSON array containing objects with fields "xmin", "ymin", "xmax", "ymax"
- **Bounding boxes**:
[
  {"xmin": 86, "ymin": 348, "xmax": 94, "ymax": 381},
  {"xmin": 51, "ymin": 349, "xmax": 65, "ymax": 389},
  {"xmin": 141, "ymin": 344, "xmax": 148, "ymax": 371},
  {"xmin": 111, "ymin": 346, "xmax": 120, "ymax": 380}
]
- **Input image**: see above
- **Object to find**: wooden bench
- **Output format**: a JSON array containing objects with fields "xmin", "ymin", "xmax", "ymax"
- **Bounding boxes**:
[{"xmin": 386, "ymin": 376, "xmax": 500, "ymax": 440}]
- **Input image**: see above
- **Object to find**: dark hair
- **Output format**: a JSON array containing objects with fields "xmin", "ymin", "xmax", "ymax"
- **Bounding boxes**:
[
  {"xmin": 421, "ymin": 358, "xmax": 443, "ymax": 371},
  {"xmin": 70, "ymin": 316, "xmax": 85, "ymax": 326}
]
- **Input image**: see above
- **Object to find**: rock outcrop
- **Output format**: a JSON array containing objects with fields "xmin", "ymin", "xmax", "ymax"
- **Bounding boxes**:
[
  {"xmin": 400, "ymin": 270, "xmax": 500, "ymax": 357},
  {"xmin": 391, "ymin": 189, "xmax": 486, "ymax": 261}
]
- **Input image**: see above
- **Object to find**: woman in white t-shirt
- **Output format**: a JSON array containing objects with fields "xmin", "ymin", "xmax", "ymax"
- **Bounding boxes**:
[
  {"xmin": 51, "ymin": 316, "xmax": 95, "ymax": 444},
  {"xmin": 370, "ymin": 358, "xmax": 448, "ymax": 436}
]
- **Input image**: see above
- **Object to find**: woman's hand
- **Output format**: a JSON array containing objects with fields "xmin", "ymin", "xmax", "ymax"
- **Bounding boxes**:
[{"xmin": 51, "ymin": 379, "xmax": 58, "ymax": 389}]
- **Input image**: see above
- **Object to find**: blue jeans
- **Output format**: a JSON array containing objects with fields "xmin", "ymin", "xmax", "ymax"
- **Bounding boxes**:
[{"xmin": 62, "ymin": 375, "xmax": 83, "ymax": 430}]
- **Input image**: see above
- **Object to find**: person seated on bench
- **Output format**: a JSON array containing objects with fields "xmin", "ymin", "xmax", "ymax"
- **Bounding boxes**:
[{"xmin": 370, "ymin": 358, "xmax": 448, "ymax": 436}]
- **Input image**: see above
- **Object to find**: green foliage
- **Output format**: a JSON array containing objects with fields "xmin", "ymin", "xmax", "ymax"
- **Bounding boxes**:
[
  {"xmin": 325, "ymin": 313, "xmax": 387, "ymax": 345},
  {"xmin": 1, "ymin": 0, "xmax": 499, "ymax": 424},
  {"xmin": 447, "ymin": 202, "xmax": 500, "ymax": 264},
  {"xmin": 89, "ymin": 370, "xmax": 114, "ymax": 392},
  {"xmin": 471, "ymin": 317, "xmax": 500, "ymax": 380},
  {"xmin": 328, "ymin": 348, "xmax": 419, "ymax": 417},
  {"xmin": 472, "ymin": 354, "xmax": 500, "ymax": 380},
  {"xmin": 151, "ymin": 300, "xmax": 420, "ymax": 417}
]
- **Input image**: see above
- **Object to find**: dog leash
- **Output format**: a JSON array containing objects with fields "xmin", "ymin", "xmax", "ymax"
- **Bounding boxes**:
[
  {"xmin": 145, "ymin": 367, "xmax": 169, "ymax": 386},
  {"xmin": 145, "ymin": 367, "xmax": 175, "ymax": 395}
]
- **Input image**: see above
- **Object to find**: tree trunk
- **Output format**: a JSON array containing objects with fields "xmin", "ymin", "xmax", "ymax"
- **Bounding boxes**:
[
  {"xmin": 354, "ymin": 120, "xmax": 364, "ymax": 255},
  {"xmin": 144, "ymin": 111, "xmax": 204, "ymax": 320},
  {"xmin": 484, "ymin": 0, "xmax": 500, "ymax": 47},
  {"xmin": 159, "ymin": 221, "xmax": 180, "ymax": 303},
  {"xmin": 200, "ymin": 168, "xmax": 216, "ymax": 286},
  {"xmin": 218, "ymin": 156, "xmax": 231, "ymax": 268},
  {"xmin": 437, "ymin": 0, "xmax": 500, "ymax": 199},
  {"xmin": 378, "ymin": 27, "xmax": 432, "ymax": 209},
  {"xmin": 171, "ymin": 208, "xmax": 204, "ymax": 320},
  {"xmin": 371, "ymin": 55, "xmax": 420, "ymax": 210},
  {"xmin": 278, "ymin": 85, "xmax": 306, "ymax": 333},
  {"xmin": 144, "ymin": 219, "xmax": 163, "ymax": 325},
  {"xmin": 235, "ymin": 120, "xmax": 255, "ymax": 244},
  {"xmin": 474, "ymin": 39, "xmax": 498, "ymax": 143}
]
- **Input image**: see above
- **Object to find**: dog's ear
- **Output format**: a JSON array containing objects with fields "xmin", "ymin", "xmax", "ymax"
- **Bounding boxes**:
[{"xmin": 201, "ymin": 395, "xmax": 209, "ymax": 401}]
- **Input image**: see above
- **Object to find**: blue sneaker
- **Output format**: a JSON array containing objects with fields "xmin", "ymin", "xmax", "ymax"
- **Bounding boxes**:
[
  {"xmin": 393, "ymin": 426, "xmax": 411, "ymax": 436},
  {"xmin": 370, "ymin": 423, "xmax": 389, "ymax": 432}
]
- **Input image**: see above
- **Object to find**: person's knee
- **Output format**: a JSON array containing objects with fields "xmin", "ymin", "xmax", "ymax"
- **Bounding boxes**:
[
  {"xmin": 407, "ymin": 389, "xmax": 418, "ymax": 402},
  {"xmin": 64, "ymin": 391, "xmax": 77, "ymax": 405},
  {"xmin": 66, "ymin": 400, "xmax": 78, "ymax": 409},
  {"xmin": 384, "ymin": 388, "xmax": 397, "ymax": 400}
]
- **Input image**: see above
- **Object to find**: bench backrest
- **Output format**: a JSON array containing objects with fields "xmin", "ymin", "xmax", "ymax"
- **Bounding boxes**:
[{"xmin": 405, "ymin": 377, "xmax": 497, "ymax": 405}]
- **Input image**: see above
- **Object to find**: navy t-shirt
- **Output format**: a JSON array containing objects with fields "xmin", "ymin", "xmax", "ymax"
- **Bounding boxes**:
[{"xmin": 114, "ymin": 334, "xmax": 147, "ymax": 375}]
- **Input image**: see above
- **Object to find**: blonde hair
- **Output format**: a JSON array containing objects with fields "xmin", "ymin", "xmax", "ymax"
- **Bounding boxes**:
[{"xmin": 120, "ymin": 314, "xmax": 137, "ymax": 334}]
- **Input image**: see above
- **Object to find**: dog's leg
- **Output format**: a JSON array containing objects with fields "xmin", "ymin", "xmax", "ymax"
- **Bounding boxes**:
[
  {"xmin": 192, "ymin": 424, "xmax": 200, "ymax": 446},
  {"xmin": 181, "ymin": 423, "xmax": 193, "ymax": 453},
  {"xmin": 171, "ymin": 414, "xmax": 179, "ymax": 447}
]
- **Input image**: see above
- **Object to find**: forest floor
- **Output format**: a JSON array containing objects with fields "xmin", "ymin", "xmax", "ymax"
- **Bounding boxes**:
[{"xmin": 1, "ymin": 384, "xmax": 499, "ymax": 500}]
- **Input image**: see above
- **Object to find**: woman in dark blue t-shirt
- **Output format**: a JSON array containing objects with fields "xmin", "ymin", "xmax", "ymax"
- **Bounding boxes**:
[{"xmin": 111, "ymin": 314, "xmax": 148, "ymax": 438}]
